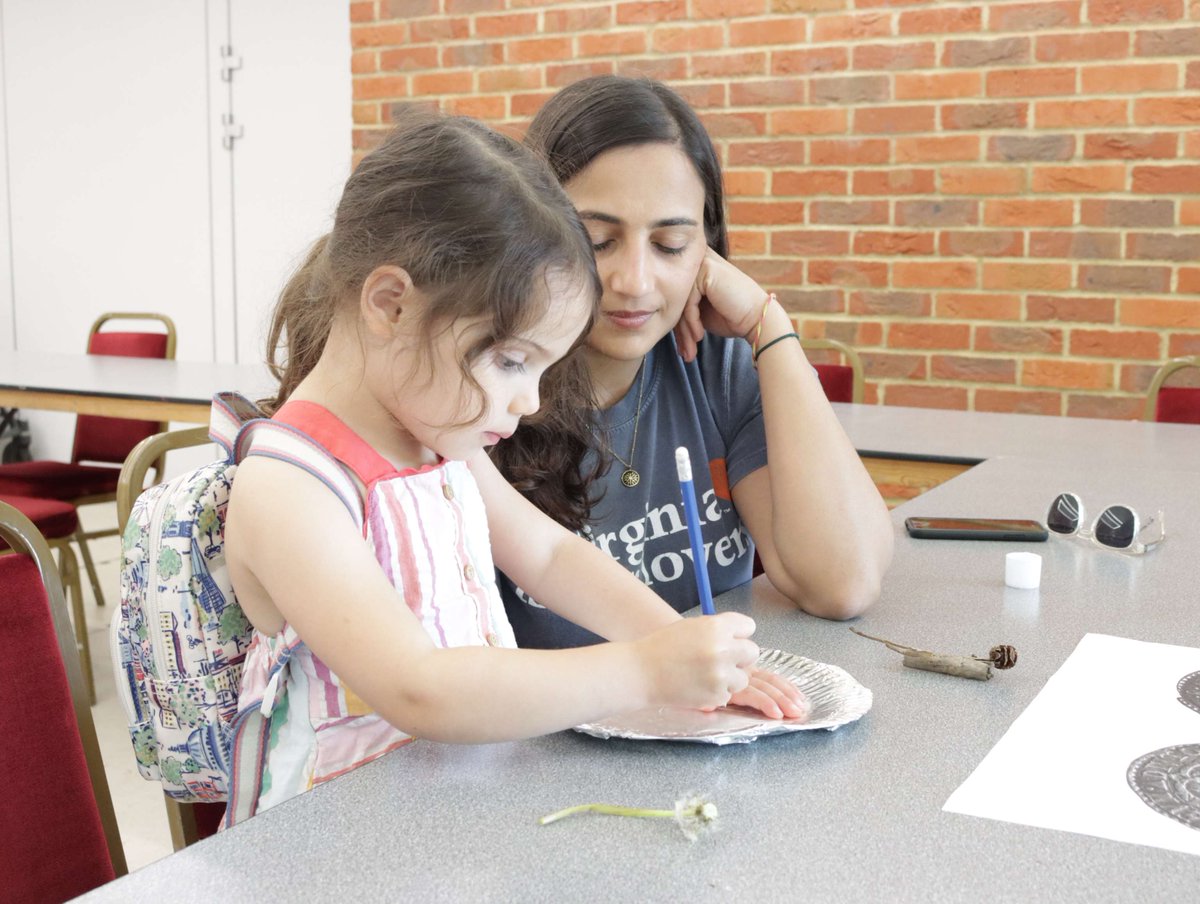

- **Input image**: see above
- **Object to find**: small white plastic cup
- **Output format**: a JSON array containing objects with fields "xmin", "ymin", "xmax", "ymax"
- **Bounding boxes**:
[{"xmin": 1005, "ymin": 551, "xmax": 1042, "ymax": 589}]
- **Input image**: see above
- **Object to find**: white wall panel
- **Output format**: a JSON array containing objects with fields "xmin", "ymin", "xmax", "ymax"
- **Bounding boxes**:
[
  {"xmin": 2, "ymin": 0, "xmax": 350, "ymax": 457},
  {"xmin": 227, "ymin": 0, "xmax": 351, "ymax": 365},
  {"xmin": 0, "ymin": 2, "xmax": 13, "ymax": 355},
  {"xmin": 4, "ymin": 0, "xmax": 215, "ymax": 362},
  {"xmin": 4, "ymin": 0, "xmax": 214, "ymax": 456}
]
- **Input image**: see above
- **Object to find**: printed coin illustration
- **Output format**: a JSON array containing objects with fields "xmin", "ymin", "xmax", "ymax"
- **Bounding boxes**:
[
  {"xmin": 1127, "ymin": 744, "xmax": 1200, "ymax": 832},
  {"xmin": 1177, "ymin": 671, "xmax": 1200, "ymax": 715}
]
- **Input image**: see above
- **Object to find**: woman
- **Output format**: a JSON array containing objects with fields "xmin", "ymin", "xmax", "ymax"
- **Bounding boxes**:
[{"xmin": 494, "ymin": 75, "xmax": 893, "ymax": 648}]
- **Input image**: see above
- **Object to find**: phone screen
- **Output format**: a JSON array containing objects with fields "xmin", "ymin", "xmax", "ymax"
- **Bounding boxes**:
[{"xmin": 904, "ymin": 517, "xmax": 1049, "ymax": 541}]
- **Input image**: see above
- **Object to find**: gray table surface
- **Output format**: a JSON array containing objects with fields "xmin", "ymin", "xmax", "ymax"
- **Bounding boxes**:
[
  {"xmin": 7, "ymin": 349, "xmax": 1196, "ymax": 464},
  {"xmin": 81, "ymin": 456, "xmax": 1200, "ymax": 903},
  {"xmin": 0, "ymin": 351, "xmax": 273, "ymax": 405},
  {"xmin": 832, "ymin": 400, "xmax": 1200, "ymax": 466}
]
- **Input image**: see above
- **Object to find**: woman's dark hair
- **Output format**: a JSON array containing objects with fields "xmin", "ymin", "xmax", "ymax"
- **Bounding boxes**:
[
  {"xmin": 494, "ymin": 75, "xmax": 729, "ymax": 530},
  {"xmin": 526, "ymin": 75, "xmax": 728, "ymax": 258},
  {"xmin": 264, "ymin": 110, "xmax": 604, "ymax": 526}
]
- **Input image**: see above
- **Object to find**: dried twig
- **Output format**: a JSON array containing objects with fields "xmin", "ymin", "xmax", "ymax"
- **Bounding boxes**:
[{"xmin": 851, "ymin": 628, "xmax": 1018, "ymax": 681}]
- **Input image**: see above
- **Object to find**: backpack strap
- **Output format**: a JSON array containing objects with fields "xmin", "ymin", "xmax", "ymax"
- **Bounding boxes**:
[
  {"xmin": 209, "ymin": 391, "xmax": 266, "ymax": 458},
  {"xmin": 233, "ymin": 417, "xmax": 366, "ymax": 529},
  {"xmin": 272, "ymin": 400, "xmax": 402, "ymax": 486},
  {"xmin": 209, "ymin": 392, "xmax": 364, "ymax": 524},
  {"xmin": 225, "ymin": 707, "xmax": 269, "ymax": 827},
  {"xmin": 219, "ymin": 400, "xmax": 380, "ymax": 825}
]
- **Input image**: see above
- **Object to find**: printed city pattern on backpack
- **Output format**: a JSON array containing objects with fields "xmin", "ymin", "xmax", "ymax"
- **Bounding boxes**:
[
  {"xmin": 115, "ymin": 457, "xmax": 252, "ymax": 801},
  {"xmin": 112, "ymin": 392, "xmax": 265, "ymax": 802},
  {"xmin": 113, "ymin": 392, "xmax": 367, "ymax": 804}
]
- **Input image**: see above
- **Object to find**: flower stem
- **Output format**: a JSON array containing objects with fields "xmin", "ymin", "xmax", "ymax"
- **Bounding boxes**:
[{"xmin": 538, "ymin": 803, "xmax": 675, "ymax": 826}]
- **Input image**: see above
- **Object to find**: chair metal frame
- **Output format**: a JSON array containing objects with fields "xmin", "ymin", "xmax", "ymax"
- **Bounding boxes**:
[
  {"xmin": 0, "ymin": 496, "xmax": 93, "ymax": 701},
  {"xmin": 117, "ymin": 423, "xmax": 219, "ymax": 851},
  {"xmin": 53, "ymin": 536, "xmax": 93, "ymax": 701},
  {"xmin": 799, "ymin": 336, "xmax": 866, "ymax": 404},
  {"xmin": 0, "ymin": 500, "xmax": 128, "ymax": 879},
  {"xmin": 1143, "ymin": 355, "xmax": 1200, "ymax": 422}
]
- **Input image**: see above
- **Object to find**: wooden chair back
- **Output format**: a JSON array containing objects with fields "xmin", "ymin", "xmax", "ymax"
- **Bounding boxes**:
[
  {"xmin": 73, "ymin": 311, "xmax": 177, "ymax": 468},
  {"xmin": 799, "ymin": 337, "xmax": 865, "ymax": 404},
  {"xmin": 1143, "ymin": 356, "xmax": 1200, "ymax": 425}
]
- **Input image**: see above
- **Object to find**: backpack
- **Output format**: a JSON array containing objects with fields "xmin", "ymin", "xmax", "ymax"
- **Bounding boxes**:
[{"xmin": 111, "ymin": 391, "xmax": 268, "ymax": 803}]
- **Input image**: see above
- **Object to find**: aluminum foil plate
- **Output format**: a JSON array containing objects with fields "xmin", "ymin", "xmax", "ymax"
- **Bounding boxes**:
[{"xmin": 574, "ymin": 648, "xmax": 872, "ymax": 745}]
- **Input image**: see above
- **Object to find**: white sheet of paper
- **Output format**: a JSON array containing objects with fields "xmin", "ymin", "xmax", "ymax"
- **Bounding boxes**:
[{"xmin": 944, "ymin": 633, "xmax": 1200, "ymax": 856}]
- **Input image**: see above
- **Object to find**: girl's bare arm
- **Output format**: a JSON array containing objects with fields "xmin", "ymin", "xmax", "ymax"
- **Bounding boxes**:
[
  {"xmin": 225, "ymin": 455, "xmax": 763, "ymax": 743},
  {"xmin": 471, "ymin": 452, "xmax": 807, "ymax": 719}
]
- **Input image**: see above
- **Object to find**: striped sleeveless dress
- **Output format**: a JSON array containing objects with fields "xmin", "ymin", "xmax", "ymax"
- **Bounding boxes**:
[{"xmin": 227, "ymin": 401, "xmax": 516, "ymax": 823}]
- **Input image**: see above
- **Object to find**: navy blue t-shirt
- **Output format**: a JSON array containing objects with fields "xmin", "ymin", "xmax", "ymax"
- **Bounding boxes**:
[{"xmin": 499, "ymin": 332, "xmax": 768, "ymax": 648}]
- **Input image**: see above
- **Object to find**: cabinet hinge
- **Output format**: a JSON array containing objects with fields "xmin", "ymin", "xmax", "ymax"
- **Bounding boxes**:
[
  {"xmin": 220, "ymin": 45, "xmax": 243, "ymax": 82},
  {"xmin": 222, "ymin": 113, "xmax": 244, "ymax": 150}
]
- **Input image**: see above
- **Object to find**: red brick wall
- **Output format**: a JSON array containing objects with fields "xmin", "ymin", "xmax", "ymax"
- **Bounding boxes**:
[{"xmin": 351, "ymin": 0, "xmax": 1200, "ymax": 419}]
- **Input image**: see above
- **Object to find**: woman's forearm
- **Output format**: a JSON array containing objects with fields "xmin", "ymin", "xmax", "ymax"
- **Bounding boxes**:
[{"xmin": 742, "ymin": 302, "xmax": 894, "ymax": 618}]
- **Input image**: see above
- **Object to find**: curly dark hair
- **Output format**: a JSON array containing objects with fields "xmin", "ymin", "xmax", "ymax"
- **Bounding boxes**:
[
  {"xmin": 262, "ymin": 110, "xmax": 605, "ymax": 528},
  {"xmin": 493, "ymin": 75, "xmax": 730, "ymax": 531}
]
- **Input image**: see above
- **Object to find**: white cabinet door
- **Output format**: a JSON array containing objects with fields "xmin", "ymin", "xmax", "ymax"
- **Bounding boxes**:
[
  {"xmin": 225, "ymin": 0, "xmax": 351, "ymax": 366},
  {"xmin": 2, "ymin": 0, "xmax": 218, "ymax": 456},
  {"xmin": 1, "ymin": 0, "xmax": 350, "ymax": 457},
  {"xmin": 0, "ymin": 4, "xmax": 13, "ymax": 353},
  {"xmin": 3, "ymin": 0, "xmax": 216, "ymax": 360}
]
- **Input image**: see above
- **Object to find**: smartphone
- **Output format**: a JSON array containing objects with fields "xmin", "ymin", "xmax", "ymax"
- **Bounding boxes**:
[{"xmin": 904, "ymin": 517, "xmax": 1049, "ymax": 541}]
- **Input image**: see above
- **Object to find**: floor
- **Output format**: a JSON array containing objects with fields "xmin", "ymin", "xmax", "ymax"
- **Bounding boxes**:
[{"xmin": 78, "ymin": 501, "xmax": 176, "ymax": 873}]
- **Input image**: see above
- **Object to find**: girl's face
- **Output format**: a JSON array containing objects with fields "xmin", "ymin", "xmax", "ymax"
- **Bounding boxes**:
[
  {"xmin": 390, "ymin": 274, "xmax": 593, "ymax": 462},
  {"xmin": 563, "ymin": 142, "xmax": 708, "ymax": 365}
]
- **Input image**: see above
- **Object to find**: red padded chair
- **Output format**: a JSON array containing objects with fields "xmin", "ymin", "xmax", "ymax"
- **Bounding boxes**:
[
  {"xmin": 0, "ymin": 493, "xmax": 94, "ymax": 701},
  {"xmin": 799, "ymin": 337, "xmax": 865, "ymax": 404},
  {"xmin": 0, "ymin": 312, "xmax": 176, "ymax": 609},
  {"xmin": 1144, "ymin": 356, "xmax": 1200, "ymax": 425},
  {"xmin": 0, "ymin": 500, "xmax": 127, "ymax": 901}
]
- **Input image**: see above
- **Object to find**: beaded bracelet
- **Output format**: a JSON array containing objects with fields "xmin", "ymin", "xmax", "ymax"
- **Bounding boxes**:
[
  {"xmin": 745, "ymin": 292, "xmax": 776, "ymax": 358},
  {"xmin": 753, "ymin": 331, "xmax": 800, "ymax": 365}
]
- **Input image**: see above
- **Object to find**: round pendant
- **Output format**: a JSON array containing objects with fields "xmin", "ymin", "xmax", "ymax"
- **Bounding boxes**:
[{"xmin": 620, "ymin": 468, "xmax": 641, "ymax": 488}]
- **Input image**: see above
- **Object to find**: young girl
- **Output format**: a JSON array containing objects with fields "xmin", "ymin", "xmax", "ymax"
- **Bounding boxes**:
[
  {"xmin": 223, "ymin": 112, "xmax": 805, "ymax": 822},
  {"xmin": 494, "ymin": 76, "xmax": 894, "ymax": 650}
]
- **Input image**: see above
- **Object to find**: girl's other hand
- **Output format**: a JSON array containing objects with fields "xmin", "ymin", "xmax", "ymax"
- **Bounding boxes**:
[
  {"xmin": 672, "ymin": 247, "xmax": 769, "ymax": 362},
  {"xmin": 635, "ymin": 612, "xmax": 760, "ymax": 711},
  {"xmin": 727, "ymin": 668, "xmax": 810, "ymax": 721}
]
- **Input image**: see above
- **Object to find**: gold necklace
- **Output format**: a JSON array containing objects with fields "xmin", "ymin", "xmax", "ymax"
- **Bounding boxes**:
[{"xmin": 608, "ymin": 358, "xmax": 647, "ymax": 488}]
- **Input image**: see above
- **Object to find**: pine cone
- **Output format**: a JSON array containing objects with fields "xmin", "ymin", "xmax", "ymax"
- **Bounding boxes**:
[{"xmin": 989, "ymin": 645, "xmax": 1018, "ymax": 670}]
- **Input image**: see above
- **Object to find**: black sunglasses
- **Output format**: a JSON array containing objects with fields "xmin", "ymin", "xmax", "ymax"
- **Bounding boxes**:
[{"xmin": 1046, "ymin": 493, "xmax": 1165, "ymax": 555}]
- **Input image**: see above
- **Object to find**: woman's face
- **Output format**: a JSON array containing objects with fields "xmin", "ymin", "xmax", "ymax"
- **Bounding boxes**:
[{"xmin": 563, "ymin": 142, "xmax": 708, "ymax": 365}]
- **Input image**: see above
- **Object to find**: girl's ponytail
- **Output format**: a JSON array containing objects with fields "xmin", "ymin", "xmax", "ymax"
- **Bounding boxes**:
[{"xmin": 261, "ymin": 235, "xmax": 334, "ymax": 415}]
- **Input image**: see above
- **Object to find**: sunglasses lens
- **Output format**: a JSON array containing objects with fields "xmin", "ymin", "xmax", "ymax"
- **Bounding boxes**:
[
  {"xmin": 1095, "ymin": 505, "xmax": 1136, "ymax": 549},
  {"xmin": 1047, "ymin": 493, "xmax": 1082, "ymax": 534}
]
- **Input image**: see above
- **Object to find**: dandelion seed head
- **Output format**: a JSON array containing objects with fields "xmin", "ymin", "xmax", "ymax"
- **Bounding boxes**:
[{"xmin": 674, "ymin": 792, "xmax": 720, "ymax": 841}]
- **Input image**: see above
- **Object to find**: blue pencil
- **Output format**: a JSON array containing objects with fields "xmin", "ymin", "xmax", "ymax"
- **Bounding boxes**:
[{"xmin": 675, "ymin": 447, "xmax": 716, "ymax": 616}]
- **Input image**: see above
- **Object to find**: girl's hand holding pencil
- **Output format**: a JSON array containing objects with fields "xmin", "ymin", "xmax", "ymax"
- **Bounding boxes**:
[
  {"xmin": 673, "ymin": 445, "xmax": 810, "ymax": 721},
  {"xmin": 633, "ymin": 613, "xmax": 810, "ymax": 720},
  {"xmin": 633, "ymin": 613, "xmax": 760, "ymax": 712}
]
